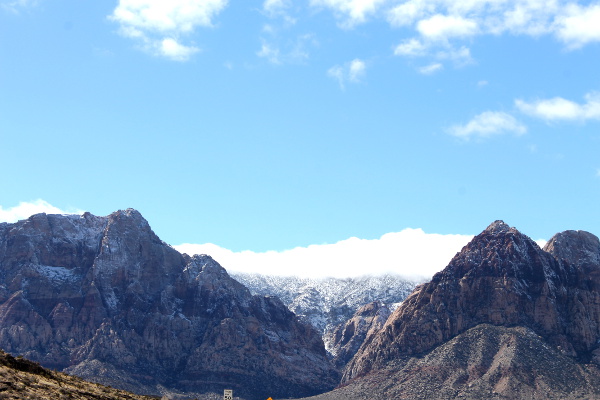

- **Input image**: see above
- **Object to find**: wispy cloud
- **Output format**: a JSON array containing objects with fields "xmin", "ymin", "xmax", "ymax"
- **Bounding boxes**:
[
  {"xmin": 328, "ymin": 58, "xmax": 367, "ymax": 89},
  {"xmin": 0, "ymin": 200, "xmax": 83, "ymax": 223},
  {"xmin": 394, "ymin": 38, "xmax": 428, "ymax": 57},
  {"xmin": 309, "ymin": 0, "xmax": 388, "ymax": 28},
  {"xmin": 2, "ymin": 0, "xmax": 38, "ymax": 13},
  {"xmin": 175, "ymin": 228, "xmax": 473, "ymax": 280},
  {"xmin": 516, "ymin": 92, "xmax": 600, "ymax": 122},
  {"xmin": 448, "ymin": 111, "xmax": 527, "ymax": 140},
  {"xmin": 109, "ymin": 0, "xmax": 228, "ymax": 61},
  {"xmin": 418, "ymin": 62, "xmax": 443, "ymax": 75},
  {"xmin": 257, "ymin": 41, "xmax": 282, "ymax": 64}
]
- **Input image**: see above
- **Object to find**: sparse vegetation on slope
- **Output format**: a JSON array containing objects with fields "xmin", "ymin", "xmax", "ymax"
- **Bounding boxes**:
[{"xmin": 0, "ymin": 349, "xmax": 157, "ymax": 400}]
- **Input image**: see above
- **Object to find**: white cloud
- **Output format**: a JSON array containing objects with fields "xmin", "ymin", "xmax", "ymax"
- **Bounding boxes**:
[
  {"xmin": 174, "ymin": 228, "xmax": 473, "ymax": 280},
  {"xmin": 417, "ymin": 14, "xmax": 479, "ymax": 40},
  {"xmin": 109, "ymin": 0, "xmax": 228, "ymax": 61},
  {"xmin": 157, "ymin": 38, "xmax": 199, "ymax": 61},
  {"xmin": 555, "ymin": 3, "xmax": 600, "ymax": 49},
  {"xmin": 328, "ymin": 58, "xmax": 367, "ymax": 88},
  {"xmin": 388, "ymin": 0, "xmax": 432, "ymax": 27},
  {"xmin": 387, "ymin": 0, "xmax": 600, "ymax": 64},
  {"xmin": 394, "ymin": 38, "xmax": 429, "ymax": 56},
  {"xmin": 263, "ymin": 0, "xmax": 290, "ymax": 17},
  {"xmin": 0, "ymin": 200, "xmax": 83, "ymax": 223},
  {"xmin": 449, "ymin": 111, "xmax": 527, "ymax": 140},
  {"xmin": 349, "ymin": 58, "xmax": 366, "ymax": 81},
  {"xmin": 418, "ymin": 62, "xmax": 443, "ymax": 74},
  {"xmin": 309, "ymin": 0, "xmax": 388, "ymax": 27},
  {"xmin": 516, "ymin": 92, "xmax": 600, "ymax": 121}
]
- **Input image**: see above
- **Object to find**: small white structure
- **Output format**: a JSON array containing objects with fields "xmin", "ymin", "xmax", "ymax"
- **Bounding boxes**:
[{"xmin": 224, "ymin": 389, "xmax": 233, "ymax": 400}]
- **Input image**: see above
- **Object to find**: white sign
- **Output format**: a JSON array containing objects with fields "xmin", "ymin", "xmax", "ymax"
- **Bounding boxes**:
[{"xmin": 224, "ymin": 389, "xmax": 233, "ymax": 400}]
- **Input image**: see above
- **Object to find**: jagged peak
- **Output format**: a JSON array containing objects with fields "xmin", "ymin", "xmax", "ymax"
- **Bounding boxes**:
[
  {"xmin": 108, "ymin": 208, "xmax": 144, "ymax": 220},
  {"xmin": 484, "ymin": 220, "xmax": 512, "ymax": 234}
]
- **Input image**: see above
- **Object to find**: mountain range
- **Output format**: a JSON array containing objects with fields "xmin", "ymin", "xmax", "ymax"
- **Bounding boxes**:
[
  {"xmin": 307, "ymin": 221, "xmax": 600, "ymax": 399},
  {"xmin": 1, "ymin": 210, "xmax": 600, "ymax": 400},
  {"xmin": 0, "ymin": 209, "xmax": 338, "ymax": 400}
]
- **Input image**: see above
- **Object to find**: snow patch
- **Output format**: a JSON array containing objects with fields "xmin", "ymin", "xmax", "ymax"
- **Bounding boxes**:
[{"xmin": 36, "ymin": 265, "xmax": 78, "ymax": 283}]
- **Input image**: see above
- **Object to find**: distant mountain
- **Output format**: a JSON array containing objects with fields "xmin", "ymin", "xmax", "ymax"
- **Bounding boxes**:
[
  {"xmin": 0, "ymin": 210, "xmax": 339, "ymax": 400},
  {"xmin": 231, "ymin": 273, "xmax": 418, "ymax": 353},
  {"xmin": 304, "ymin": 221, "xmax": 600, "ymax": 400}
]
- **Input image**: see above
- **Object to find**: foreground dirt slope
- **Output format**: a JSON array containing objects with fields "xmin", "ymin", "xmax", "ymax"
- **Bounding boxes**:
[{"xmin": 0, "ymin": 349, "xmax": 156, "ymax": 400}]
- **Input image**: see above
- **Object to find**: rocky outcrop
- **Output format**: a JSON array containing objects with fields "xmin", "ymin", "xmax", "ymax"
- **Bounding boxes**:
[
  {"xmin": 342, "ymin": 221, "xmax": 600, "ymax": 392},
  {"xmin": 324, "ymin": 301, "xmax": 391, "ymax": 369},
  {"xmin": 0, "ymin": 210, "xmax": 339, "ymax": 400}
]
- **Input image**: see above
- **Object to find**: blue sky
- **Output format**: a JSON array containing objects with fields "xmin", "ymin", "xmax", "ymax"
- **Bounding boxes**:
[{"xmin": 1, "ymin": 0, "xmax": 600, "ymax": 277}]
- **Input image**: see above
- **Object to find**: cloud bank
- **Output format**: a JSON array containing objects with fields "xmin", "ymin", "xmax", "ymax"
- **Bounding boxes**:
[
  {"xmin": 2, "ymin": 201, "xmax": 552, "ymax": 281},
  {"xmin": 175, "ymin": 229, "xmax": 474, "ymax": 280}
]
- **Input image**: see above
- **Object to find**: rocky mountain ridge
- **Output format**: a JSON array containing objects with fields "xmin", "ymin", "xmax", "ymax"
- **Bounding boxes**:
[
  {"xmin": 312, "ymin": 220, "xmax": 600, "ymax": 400},
  {"xmin": 0, "ymin": 209, "xmax": 339, "ymax": 400}
]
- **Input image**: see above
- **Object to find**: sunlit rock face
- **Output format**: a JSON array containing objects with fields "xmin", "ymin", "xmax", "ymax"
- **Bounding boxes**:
[
  {"xmin": 0, "ymin": 209, "xmax": 339, "ymax": 400},
  {"xmin": 344, "ymin": 221, "xmax": 600, "ymax": 386}
]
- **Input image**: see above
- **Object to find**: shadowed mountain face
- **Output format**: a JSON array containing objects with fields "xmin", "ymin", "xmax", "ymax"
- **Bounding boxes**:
[
  {"xmin": 0, "ymin": 210, "xmax": 339, "ymax": 400},
  {"xmin": 328, "ymin": 221, "xmax": 600, "ymax": 400}
]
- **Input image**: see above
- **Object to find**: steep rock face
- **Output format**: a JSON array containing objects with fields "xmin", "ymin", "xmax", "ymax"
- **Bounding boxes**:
[
  {"xmin": 324, "ymin": 301, "xmax": 391, "ymax": 369},
  {"xmin": 343, "ymin": 221, "xmax": 600, "ymax": 383},
  {"xmin": 0, "ymin": 210, "xmax": 339, "ymax": 400}
]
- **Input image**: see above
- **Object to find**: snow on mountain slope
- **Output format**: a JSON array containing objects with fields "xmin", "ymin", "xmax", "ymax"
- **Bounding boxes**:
[{"xmin": 231, "ymin": 273, "xmax": 419, "ymax": 352}]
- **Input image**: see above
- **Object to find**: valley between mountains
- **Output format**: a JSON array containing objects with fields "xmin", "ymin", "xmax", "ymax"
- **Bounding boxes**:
[{"xmin": 1, "ymin": 209, "xmax": 600, "ymax": 399}]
